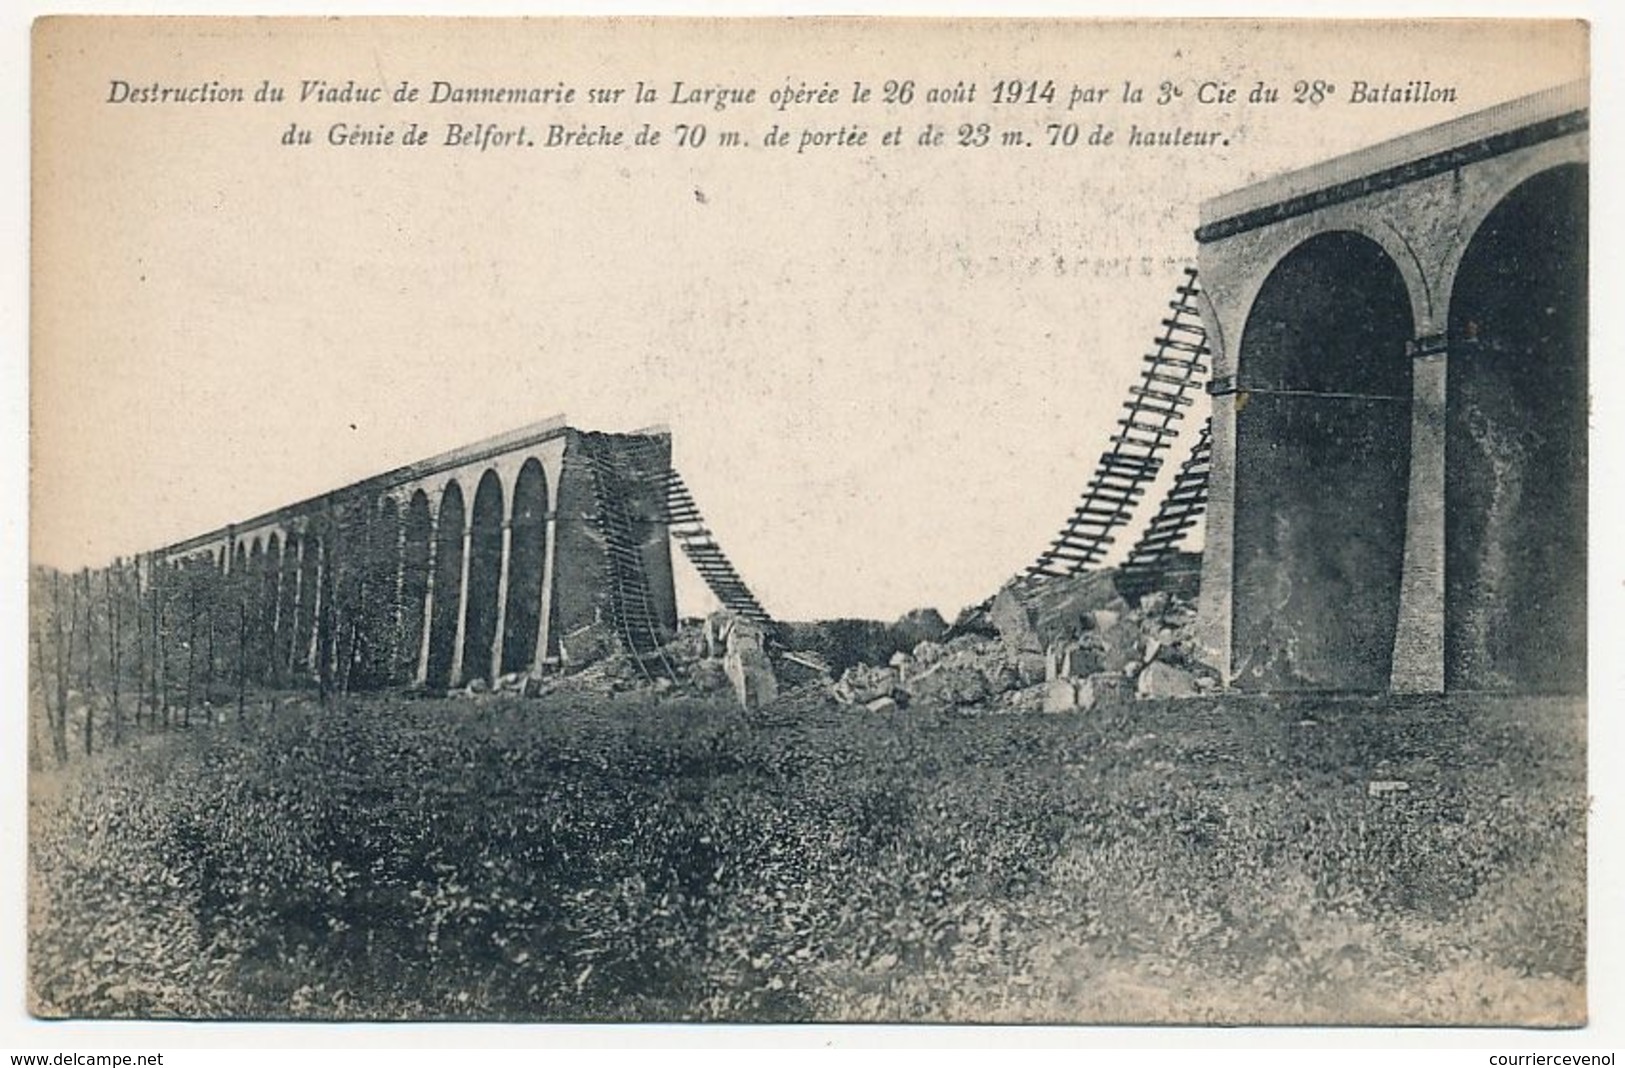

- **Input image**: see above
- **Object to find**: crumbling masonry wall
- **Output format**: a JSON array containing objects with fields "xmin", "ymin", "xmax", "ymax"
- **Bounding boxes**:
[{"xmin": 549, "ymin": 430, "xmax": 678, "ymax": 663}]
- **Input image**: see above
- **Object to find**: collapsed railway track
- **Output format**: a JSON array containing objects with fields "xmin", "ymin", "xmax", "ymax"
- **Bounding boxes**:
[
  {"xmin": 589, "ymin": 433, "xmax": 778, "ymax": 679},
  {"xmin": 591, "ymin": 268, "xmax": 1218, "ymax": 672},
  {"xmin": 582, "ymin": 433, "xmax": 679, "ymax": 683},
  {"xmin": 1116, "ymin": 416, "xmax": 1212, "ymax": 601},
  {"xmin": 1024, "ymin": 266, "xmax": 1212, "ymax": 590},
  {"xmin": 659, "ymin": 468, "xmax": 774, "ymax": 626}
]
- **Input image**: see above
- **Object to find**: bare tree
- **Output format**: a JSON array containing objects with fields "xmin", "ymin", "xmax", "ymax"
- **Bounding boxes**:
[
  {"xmin": 184, "ymin": 569, "xmax": 197, "ymax": 728},
  {"xmin": 33, "ymin": 615, "xmax": 64, "ymax": 766},
  {"xmin": 156, "ymin": 569, "xmax": 169, "ymax": 728},
  {"xmin": 237, "ymin": 597, "xmax": 247, "ymax": 721},
  {"xmin": 205, "ymin": 568, "xmax": 216, "ymax": 714},
  {"xmin": 106, "ymin": 564, "xmax": 123, "ymax": 746},
  {"xmin": 29, "ymin": 628, "xmax": 49, "ymax": 771},
  {"xmin": 134, "ymin": 563, "xmax": 148, "ymax": 730},
  {"xmin": 79, "ymin": 569, "xmax": 96, "ymax": 757},
  {"xmin": 51, "ymin": 571, "xmax": 70, "ymax": 763}
]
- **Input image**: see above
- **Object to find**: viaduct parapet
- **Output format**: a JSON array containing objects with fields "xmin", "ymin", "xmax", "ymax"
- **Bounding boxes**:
[{"xmin": 1193, "ymin": 81, "xmax": 1588, "ymax": 695}]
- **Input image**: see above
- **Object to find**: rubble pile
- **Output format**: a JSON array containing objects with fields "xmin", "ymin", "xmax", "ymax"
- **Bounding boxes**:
[
  {"xmin": 510, "ymin": 608, "xmax": 822, "ymax": 709},
  {"xmin": 831, "ymin": 573, "xmax": 1220, "ymax": 714},
  {"xmin": 450, "ymin": 571, "xmax": 1215, "ymax": 716}
]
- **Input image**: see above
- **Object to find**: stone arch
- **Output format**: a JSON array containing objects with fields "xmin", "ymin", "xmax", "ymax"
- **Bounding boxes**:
[
  {"xmin": 248, "ymin": 539, "xmax": 264, "ymax": 609},
  {"xmin": 232, "ymin": 541, "xmax": 250, "ymax": 648},
  {"xmin": 1194, "ymin": 287, "xmax": 1228, "ymax": 379},
  {"xmin": 1444, "ymin": 163, "xmax": 1587, "ymax": 694},
  {"xmin": 261, "ymin": 533, "xmax": 282, "ymax": 682},
  {"xmin": 400, "ymin": 491, "xmax": 433, "ymax": 682},
  {"xmin": 461, "ymin": 469, "xmax": 505, "ymax": 686},
  {"xmin": 1220, "ymin": 212, "xmax": 1434, "ymax": 362},
  {"xmin": 314, "ymin": 520, "xmax": 339, "ymax": 685},
  {"xmin": 366, "ymin": 497, "xmax": 403, "ymax": 685},
  {"xmin": 275, "ymin": 530, "xmax": 300, "ymax": 674},
  {"xmin": 1436, "ymin": 137, "xmax": 1591, "ymax": 314},
  {"xmin": 425, "ymin": 480, "xmax": 465, "ymax": 690},
  {"xmin": 1231, "ymin": 230, "xmax": 1415, "ymax": 690},
  {"xmin": 502, "ymin": 457, "xmax": 550, "ymax": 675},
  {"xmin": 293, "ymin": 530, "xmax": 321, "ymax": 675},
  {"xmin": 327, "ymin": 504, "xmax": 371, "ymax": 688},
  {"xmin": 244, "ymin": 539, "xmax": 264, "ymax": 683}
]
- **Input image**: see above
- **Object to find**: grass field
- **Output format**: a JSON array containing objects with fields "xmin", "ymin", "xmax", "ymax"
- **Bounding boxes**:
[{"xmin": 27, "ymin": 687, "xmax": 1586, "ymax": 1024}]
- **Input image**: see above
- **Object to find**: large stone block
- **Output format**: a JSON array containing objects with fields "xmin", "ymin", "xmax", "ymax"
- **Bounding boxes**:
[
  {"xmin": 1136, "ymin": 661, "xmax": 1197, "ymax": 699},
  {"xmin": 725, "ymin": 646, "xmax": 778, "ymax": 710},
  {"xmin": 991, "ymin": 571, "xmax": 1124, "ymax": 656},
  {"xmin": 908, "ymin": 661, "xmax": 990, "ymax": 706}
]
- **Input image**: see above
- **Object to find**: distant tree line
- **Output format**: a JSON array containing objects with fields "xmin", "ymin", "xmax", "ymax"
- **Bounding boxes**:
[{"xmin": 28, "ymin": 518, "xmax": 406, "ymax": 768}]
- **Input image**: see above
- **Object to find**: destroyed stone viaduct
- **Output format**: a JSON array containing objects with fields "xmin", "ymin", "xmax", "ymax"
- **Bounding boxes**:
[
  {"xmin": 114, "ymin": 84, "xmax": 1587, "ymax": 701},
  {"xmin": 1193, "ymin": 80, "xmax": 1588, "ymax": 695},
  {"xmin": 137, "ymin": 418, "xmax": 679, "ymax": 691}
]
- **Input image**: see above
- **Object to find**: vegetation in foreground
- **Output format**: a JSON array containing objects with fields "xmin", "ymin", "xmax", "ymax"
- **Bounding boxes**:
[{"xmin": 29, "ymin": 688, "xmax": 1585, "ymax": 1024}]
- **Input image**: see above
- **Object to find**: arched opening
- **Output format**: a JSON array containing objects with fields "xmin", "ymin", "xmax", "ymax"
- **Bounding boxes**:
[
  {"xmin": 275, "ymin": 531, "xmax": 300, "ymax": 675},
  {"xmin": 400, "ymin": 492, "xmax": 433, "ymax": 682},
  {"xmin": 262, "ymin": 534, "xmax": 282, "ymax": 683},
  {"xmin": 293, "ymin": 532, "xmax": 321, "ymax": 676},
  {"xmin": 461, "ymin": 469, "xmax": 505, "ymax": 686},
  {"xmin": 363, "ymin": 497, "xmax": 403, "ymax": 685},
  {"xmin": 328, "ymin": 505, "xmax": 372, "ymax": 689},
  {"xmin": 1446, "ymin": 164, "xmax": 1587, "ymax": 694},
  {"xmin": 245, "ymin": 539, "xmax": 264, "ymax": 684},
  {"xmin": 425, "ymin": 481, "xmax": 465, "ymax": 690},
  {"xmin": 315, "ymin": 525, "xmax": 338, "ymax": 686},
  {"xmin": 1231, "ymin": 231, "xmax": 1414, "ymax": 690},
  {"xmin": 502, "ymin": 458, "xmax": 550, "ymax": 675},
  {"xmin": 178, "ymin": 551, "xmax": 215, "ymax": 704}
]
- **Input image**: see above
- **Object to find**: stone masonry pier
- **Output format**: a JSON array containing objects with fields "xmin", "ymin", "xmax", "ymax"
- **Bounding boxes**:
[{"xmin": 1194, "ymin": 81, "xmax": 1588, "ymax": 694}]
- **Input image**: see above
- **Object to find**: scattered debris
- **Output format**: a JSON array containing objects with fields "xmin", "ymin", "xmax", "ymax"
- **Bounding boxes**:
[
  {"xmin": 1137, "ymin": 661, "xmax": 1198, "ymax": 699},
  {"xmin": 826, "ymin": 569, "xmax": 1219, "ymax": 715},
  {"xmin": 831, "ymin": 662, "xmax": 900, "ymax": 707},
  {"xmin": 1044, "ymin": 678, "xmax": 1084, "ymax": 714},
  {"xmin": 446, "ymin": 568, "xmax": 1216, "ymax": 718},
  {"xmin": 557, "ymin": 621, "xmax": 617, "ymax": 670}
]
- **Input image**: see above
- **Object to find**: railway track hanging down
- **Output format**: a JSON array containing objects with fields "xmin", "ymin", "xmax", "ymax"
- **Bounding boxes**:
[
  {"xmin": 1024, "ymin": 266, "xmax": 1211, "ymax": 582},
  {"xmin": 1115, "ymin": 416, "xmax": 1212, "ymax": 601},
  {"xmin": 614, "ymin": 433, "xmax": 775, "ymax": 628},
  {"xmin": 581, "ymin": 433, "xmax": 678, "ymax": 683},
  {"xmin": 659, "ymin": 468, "xmax": 775, "ymax": 626}
]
